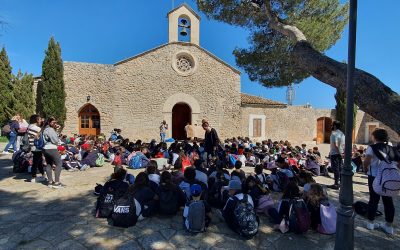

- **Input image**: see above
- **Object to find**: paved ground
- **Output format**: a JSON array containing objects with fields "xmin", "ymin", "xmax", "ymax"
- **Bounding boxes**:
[{"xmin": 0, "ymin": 143, "xmax": 399, "ymax": 250}]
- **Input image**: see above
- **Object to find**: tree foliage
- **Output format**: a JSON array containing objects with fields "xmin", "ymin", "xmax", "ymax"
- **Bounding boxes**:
[
  {"xmin": 0, "ymin": 47, "xmax": 14, "ymax": 125},
  {"xmin": 39, "ymin": 37, "xmax": 66, "ymax": 126},
  {"xmin": 197, "ymin": 0, "xmax": 348, "ymax": 87},
  {"xmin": 12, "ymin": 70, "xmax": 35, "ymax": 120}
]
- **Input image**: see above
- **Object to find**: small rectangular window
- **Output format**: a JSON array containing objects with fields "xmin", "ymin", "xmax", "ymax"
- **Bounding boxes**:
[{"xmin": 253, "ymin": 118, "xmax": 262, "ymax": 137}]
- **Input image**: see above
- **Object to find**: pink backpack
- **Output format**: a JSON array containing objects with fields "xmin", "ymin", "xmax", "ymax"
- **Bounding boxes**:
[
  {"xmin": 256, "ymin": 195, "xmax": 274, "ymax": 215},
  {"xmin": 317, "ymin": 203, "xmax": 337, "ymax": 234}
]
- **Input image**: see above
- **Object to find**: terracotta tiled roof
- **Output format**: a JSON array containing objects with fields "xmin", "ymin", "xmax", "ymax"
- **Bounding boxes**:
[{"xmin": 241, "ymin": 93, "xmax": 286, "ymax": 107}]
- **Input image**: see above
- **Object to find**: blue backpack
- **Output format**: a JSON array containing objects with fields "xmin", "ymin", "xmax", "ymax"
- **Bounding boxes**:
[
  {"xmin": 34, "ymin": 132, "xmax": 46, "ymax": 150},
  {"xmin": 128, "ymin": 152, "xmax": 149, "ymax": 169}
]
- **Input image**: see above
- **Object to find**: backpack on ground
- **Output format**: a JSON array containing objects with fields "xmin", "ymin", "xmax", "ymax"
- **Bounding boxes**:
[
  {"xmin": 21, "ymin": 132, "xmax": 31, "ymax": 153},
  {"xmin": 288, "ymin": 199, "xmax": 311, "ymax": 234},
  {"xmin": 12, "ymin": 151, "xmax": 31, "ymax": 173},
  {"xmin": 159, "ymin": 187, "xmax": 179, "ymax": 215},
  {"xmin": 353, "ymin": 201, "xmax": 383, "ymax": 218},
  {"xmin": 34, "ymin": 132, "xmax": 45, "ymax": 151},
  {"xmin": 185, "ymin": 200, "xmax": 206, "ymax": 233},
  {"xmin": 317, "ymin": 202, "xmax": 337, "ymax": 234},
  {"xmin": 371, "ymin": 144, "xmax": 400, "ymax": 197},
  {"xmin": 96, "ymin": 183, "xmax": 125, "ymax": 218},
  {"xmin": 1, "ymin": 124, "xmax": 11, "ymax": 136},
  {"xmin": 233, "ymin": 194, "xmax": 259, "ymax": 238},
  {"xmin": 111, "ymin": 195, "xmax": 138, "ymax": 228},
  {"xmin": 95, "ymin": 153, "xmax": 105, "ymax": 167}
]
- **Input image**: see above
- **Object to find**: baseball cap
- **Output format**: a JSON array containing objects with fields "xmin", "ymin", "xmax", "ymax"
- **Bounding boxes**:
[{"xmin": 190, "ymin": 184, "xmax": 202, "ymax": 197}]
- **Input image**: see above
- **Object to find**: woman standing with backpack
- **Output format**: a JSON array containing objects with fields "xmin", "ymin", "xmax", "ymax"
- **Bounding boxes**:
[
  {"xmin": 42, "ymin": 117, "xmax": 64, "ymax": 189},
  {"xmin": 27, "ymin": 114, "xmax": 46, "ymax": 183},
  {"xmin": 363, "ymin": 129, "xmax": 400, "ymax": 235},
  {"xmin": 2, "ymin": 115, "xmax": 20, "ymax": 154}
]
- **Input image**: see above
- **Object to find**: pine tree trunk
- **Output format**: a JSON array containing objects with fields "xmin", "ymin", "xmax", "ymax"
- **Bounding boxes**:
[{"xmin": 292, "ymin": 41, "xmax": 400, "ymax": 135}]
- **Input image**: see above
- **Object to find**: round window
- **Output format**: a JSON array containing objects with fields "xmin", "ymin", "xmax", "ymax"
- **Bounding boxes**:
[{"xmin": 172, "ymin": 51, "xmax": 197, "ymax": 76}]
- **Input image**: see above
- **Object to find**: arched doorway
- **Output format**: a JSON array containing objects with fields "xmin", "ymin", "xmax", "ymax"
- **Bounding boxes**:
[
  {"xmin": 78, "ymin": 104, "xmax": 100, "ymax": 136},
  {"xmin": 316, "ymin": 117, "xmax": 333, "ymax": 144},
  {"xmin": 172, "ymin": 103, "xmax": 191, "ymax": 140}
]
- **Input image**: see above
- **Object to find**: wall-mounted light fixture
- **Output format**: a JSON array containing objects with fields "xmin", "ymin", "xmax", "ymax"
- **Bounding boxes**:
[{"xmin": 87, "ymin": 95, "xmax": 91, "ymax": 102}]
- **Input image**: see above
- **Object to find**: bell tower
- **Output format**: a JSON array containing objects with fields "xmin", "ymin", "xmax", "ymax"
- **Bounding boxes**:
[{"xmin": 168, "ymin": 3, "xmax": 200, "ymax": 46}]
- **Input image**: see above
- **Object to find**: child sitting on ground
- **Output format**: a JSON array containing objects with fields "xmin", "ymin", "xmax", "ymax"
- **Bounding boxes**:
[
  {"xmin": 222, "ymin": 180, "xmax": 259, "ymax": 238},
  {"xmin": 183, "ymin": 184, "xmax": 211, "ymax": 233},
  {"xmin": 146, "ymin": 161, "xmax": 160, "ymax": 192},
  {"xmin": 231, "ymin": 161, "xmax": 246, "ymax": 183}
]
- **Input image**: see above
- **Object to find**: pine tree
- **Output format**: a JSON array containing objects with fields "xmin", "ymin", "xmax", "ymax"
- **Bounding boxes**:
[
  {"xmin": 197, "ymin": 0, "xmax": 400, "ymax": 134},
  {"xmin": 0, "ymin": 47, "xmax": 14, "ymax": 125},
  {"xmin": 12, "ymin": 70, "xmax": 35, "ymax": 120},
  {"xmin": 39, "ymin": 37, "xmax": 66, "ymax": 126}
]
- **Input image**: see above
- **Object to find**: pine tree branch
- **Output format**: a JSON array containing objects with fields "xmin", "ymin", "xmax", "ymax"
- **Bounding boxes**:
[{"xmin": 260, "ymin": 0, "xmax": 307, "ymax": 42}]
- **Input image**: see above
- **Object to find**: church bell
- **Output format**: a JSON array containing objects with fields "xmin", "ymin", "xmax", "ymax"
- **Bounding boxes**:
[{"xmin": 180, "ymin": 27, "xmax": 188, "ymax": 36}]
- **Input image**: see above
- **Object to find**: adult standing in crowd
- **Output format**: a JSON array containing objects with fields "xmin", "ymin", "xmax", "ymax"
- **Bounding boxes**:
[
  {"xmin": 363, "ymin": 128, "xmax": 400, "ymax": 235},
  {"xmin": 16, "ymin": 115, "xmax": 29, "ymax": 150},
  {"xmin": 202, "ymin": 119, "xmax": 220, "ymax": 160},
  {"xmin": 160, "ymin": 120, "xmax": 168, "ymax": 142},
  {"xmin": 2, "ymin": 115, "xmax": 20, "ymax": 154},
  {"xmin": 42, "ymin": 117, "xmax": 64, "ymax": 188},
  {"xmin": 329, "ymin": 121, "xmax": 345, "ymax": 190},
  {"xmin": 27, "ymin": 114, "xmax": 46, "ymax": 183}
]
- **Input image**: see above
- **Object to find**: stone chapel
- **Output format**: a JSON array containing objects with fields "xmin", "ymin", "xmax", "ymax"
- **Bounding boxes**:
[{"xmin": 52, "ymin": 4, "xmax": 398, "ymax": 144}]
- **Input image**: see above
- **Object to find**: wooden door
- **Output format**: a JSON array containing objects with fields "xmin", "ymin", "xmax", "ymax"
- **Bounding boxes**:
[
  {"xmin": 253, "ymin": 118, "xmax": 262, "ymax": 137},
  {"xmin": 317, "ymin": 118, "xmax": 324, "ymax": 144},
  {"xmin": 172, "ymin": 103, "xmax": 191, "ymax": 140},
  {"xmin": 79, "ymin": 104, "xmax": 100, "ymax": 136},
  {"xmin": 368, "ymin": 125, "xmax": 377, "ymax": 143}
]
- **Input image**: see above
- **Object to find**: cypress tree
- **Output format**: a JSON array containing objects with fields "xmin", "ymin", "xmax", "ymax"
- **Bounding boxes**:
[
  {"xmin": 12, "ymin": 70, "xmax": 35, "ymax": 120},
  {"xmin": 0, "ymin": 47, "xmax": 14, "ymax": 125},
  {"xmin": 335, "ymin": 88, "xmax": 357, "ymax": 134},
  {"xmin": 40, "ymin": 37, "xmax": 66, "ymax": 126}
]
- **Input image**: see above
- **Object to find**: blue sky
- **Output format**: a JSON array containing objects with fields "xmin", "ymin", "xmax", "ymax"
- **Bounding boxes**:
[{"xmin": 0, "ymin": 0, "xmax": 399, "ymax": 108}]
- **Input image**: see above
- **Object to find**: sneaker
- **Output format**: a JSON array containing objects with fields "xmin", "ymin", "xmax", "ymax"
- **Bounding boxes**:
[
  {"xmin": 47, "ymin": 182, "xmax": 55, "ymax": 188},
  {"xmin": 380, "ymin": 223, "xmax": 394, "ymax": 235},
  {"xmin": 80, "ymin": 164, "xmax": 90, "ymax": 171},
  {"xmin": 30, "ymin": 178, "xmax": 36, "ymax": 183},
  {"xmin": 366, "ymin": 222, "xmax": 377, "ymax": 230},
  {"xmin": 1, "ymin": 151, "xmax": 10, "ymax": 155},
  {"xmin": 36, "ymin": 176, "xmax": 47, "ymax": 182},
  {"xmin": 52, "ymin": 182, "xmax": 66, "ymax": 189}
]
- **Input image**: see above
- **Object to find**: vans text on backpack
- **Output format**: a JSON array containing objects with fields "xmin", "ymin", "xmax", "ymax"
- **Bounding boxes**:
[
  {"xmin": 111, "ymin": 195, "xmax": 140, "ymax": 228},
  {"xmin": 233, "ymin": 194, "xmax": 259, "ymax": 238}
]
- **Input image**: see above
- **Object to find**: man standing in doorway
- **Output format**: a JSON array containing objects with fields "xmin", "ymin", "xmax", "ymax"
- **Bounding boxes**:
[
  {"xmin": 202, "ymin": 119, "xmax": 220, "ymax": 160},
  {"xmin": 160, "ymin": 120, "xmax": 168, "ymax": 142},
  {"xmin": 329, "ymin": 121, "xmax": 345, "ymax": 190}
]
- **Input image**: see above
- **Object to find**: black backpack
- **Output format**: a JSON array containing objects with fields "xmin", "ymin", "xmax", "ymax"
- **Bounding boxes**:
[
  {"xmin": 233, "ymin": 194, "xmax": 259, "ymax": 238},
  {"xmin": 96, "ymin": 182, "xmax": 125, "ymax": 218},
  {"xmin": 21, "ymin": 133, "xmax": 31, "ymax": 153},
  {"xmin": 111, "ymin": 195, "xmax": 138, "ymax": 228},
  {"xmin": 208, "ymin": 180, "xmax": 225, "ymax": 209},
  {"xmin": 159, "ymin": 186, "xmax": 179, "ymax": 215},
  {"xmin": 353, "ymin": 201, "xmax": 382, "ymax": 218}
]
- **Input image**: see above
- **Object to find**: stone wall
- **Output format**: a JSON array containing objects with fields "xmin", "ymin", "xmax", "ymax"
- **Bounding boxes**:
[
  {"xmin": 62, "ymin": 43, "xmax": 241, "ymax": 141},
  {"xmin": 63, "ymin": 62, "xmax": 115, "ymax": 136},
  {"xmin": 240, "ymin": 105, "xmax": 334, "ymax": 144},
  {"xmin": 354, "ymin": 110, "xmax": 399, "ymax": 144}
]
